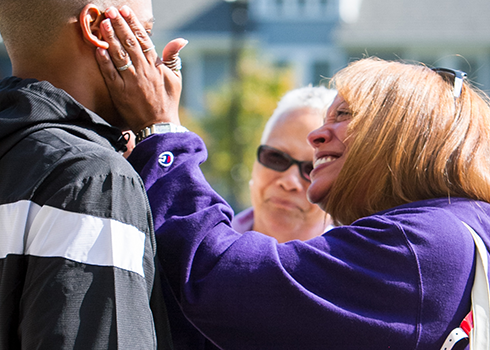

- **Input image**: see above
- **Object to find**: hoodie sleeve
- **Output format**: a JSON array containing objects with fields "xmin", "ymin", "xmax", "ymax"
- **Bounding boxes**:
[
  {"xmin": 129, "ymin": 132, "xmax": 470, "ymax": 350},
  {"xmin": 0, "ymin": 133, "xmax": 164, "ymax": 350}
]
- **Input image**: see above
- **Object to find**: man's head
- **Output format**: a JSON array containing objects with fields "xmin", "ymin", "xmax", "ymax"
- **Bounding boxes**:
[
  {"xmin": 1, "ymin": 0, "xmax": 86, "ymax": 56},
  {"xmin": 0, "ymin": 0, "xmax": 152, "ymax": 58},
  {"xmin": 0, "ymin": 0, "xmax": 153, "ymax": 126}
]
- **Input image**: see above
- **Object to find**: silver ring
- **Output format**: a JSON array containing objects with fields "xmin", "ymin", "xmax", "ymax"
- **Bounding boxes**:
[
  {"xmin": 163, "ymin": 56, "xmax": 182, "ymax": 71},
  {"xmin": 143, "ymin": 45, "xmax": 155, "ymax": 53},
  {"xmin": 117, "ymin": 60, "xmax": 133, "ymax": 72}
]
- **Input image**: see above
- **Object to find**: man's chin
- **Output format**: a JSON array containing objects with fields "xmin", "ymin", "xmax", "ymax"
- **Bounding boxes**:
[
  {"xmin": 97, "ymin": 99, "xmax": 131, "ymax": 130},
  {"xmin": 108, "ymin": 112, "xmax": 131, "ymax": 130}
]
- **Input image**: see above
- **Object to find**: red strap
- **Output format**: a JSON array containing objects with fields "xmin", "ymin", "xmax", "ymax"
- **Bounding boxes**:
[
  {"xmin": 440, "ymin": 312, "xmax": 472, "ymax": 350},
  {"xmin": 460, "ymin": 311, "xmax": 473, "ymax": 335}
]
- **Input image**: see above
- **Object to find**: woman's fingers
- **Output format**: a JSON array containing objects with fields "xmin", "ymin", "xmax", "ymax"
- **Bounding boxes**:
[
  {"xmin": 118, "ymin": 5, "xmax": 158, "ymax": 61},
  {"xmin": 96, "ymin": 47, "xmax": 121, "ymax": 87},
  {"xmin": 162, "ymin": 38, "xmax": 188, "ymax": 62},
  {"xmin": 101, "ymin": 6, "xmax": 187, "ymax": 76},
  {"xmin": 161, "ymin": 38, "xmax": 188, "ymax": 78},
  {"xmin": 99, "ymin": 14, "xmax": 133, "ymax": 73},
  {"xmin": 96, "ymin": 6, "xmax": 186, "ymax": 133},
  {"xmin": 103, "ymin": 6, "xmax": 150, "ymax": 70}
]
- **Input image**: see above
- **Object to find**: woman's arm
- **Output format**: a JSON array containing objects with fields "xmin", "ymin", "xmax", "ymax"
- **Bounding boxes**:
[{"xmin": 95, "ymin": 9, "xmax": 427, "ymax": 349}]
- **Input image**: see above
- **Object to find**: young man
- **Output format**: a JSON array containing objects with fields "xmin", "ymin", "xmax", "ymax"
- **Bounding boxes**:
[{"xmin": 0, "ymin": 1, "xmax": 182, "ymax": 348}]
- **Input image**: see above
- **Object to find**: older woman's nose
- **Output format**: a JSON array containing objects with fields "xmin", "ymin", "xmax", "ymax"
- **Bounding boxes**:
[{"xmin": 276, "ymin": 166, "xmax": 306, "ymax": 191}]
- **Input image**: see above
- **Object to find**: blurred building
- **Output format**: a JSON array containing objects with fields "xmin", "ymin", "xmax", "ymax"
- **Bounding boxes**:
[
  {"xmin": 336, "ymin": 0, "xmax": 490, "ymax": 90},
  {"xmin": 154, "ymin": 0, "xmax": 345, "ymax": 114},
  {"xmin": 1, "ymin": 0, "xmax": 490, "ymax": 108},
  {"xmin": 154, "ymin": 0, "xmax": 490, "ymax": 115}
]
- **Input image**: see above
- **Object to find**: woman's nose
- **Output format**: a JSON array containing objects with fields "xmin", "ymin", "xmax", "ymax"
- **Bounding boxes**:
[{"xmin": 307, "ymin": 125, "xmax": 330, "ymax": 148}]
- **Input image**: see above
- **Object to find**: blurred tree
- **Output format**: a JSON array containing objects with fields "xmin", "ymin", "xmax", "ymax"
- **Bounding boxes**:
[{"xmin": 198, "ymin": 51, "xmax": 294, "ymax": 212}]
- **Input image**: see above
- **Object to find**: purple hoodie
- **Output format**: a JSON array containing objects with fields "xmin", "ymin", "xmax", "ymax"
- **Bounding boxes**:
[{"xmin": 129, "ymin": 131, "xmax": 487, "ymax": 350}]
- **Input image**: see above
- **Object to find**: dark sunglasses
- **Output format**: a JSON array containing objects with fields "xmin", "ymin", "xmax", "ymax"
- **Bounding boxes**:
[
  {"xmin": 257, "ymin": 145, "xmax": 313, "ymax": 182},
  {"xmin": 431, "ymin": 67, "xmax": 467, "ymax": 98}
]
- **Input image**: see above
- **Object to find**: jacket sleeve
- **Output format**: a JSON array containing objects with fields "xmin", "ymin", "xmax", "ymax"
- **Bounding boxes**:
[
  {"xmin": 3, "ymin": 152, "xmax": 162, "ymax": 350},
  {"xmin": 128, "ymin": 132, "xmax": 468, "ymax": 350}
]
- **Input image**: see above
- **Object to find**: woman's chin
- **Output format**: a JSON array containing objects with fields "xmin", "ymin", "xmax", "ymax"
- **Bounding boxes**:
[{"xmin": 307, "ymin": 183, "xmax": 327, "ymax": 205}]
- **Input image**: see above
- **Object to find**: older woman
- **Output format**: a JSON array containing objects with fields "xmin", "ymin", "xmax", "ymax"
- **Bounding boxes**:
[
  {"xmin": 97, "ymin": 8, "xmax": 490, "ymax": 350},
  {"xmin": 233, "ymin": 86, "xmax": 336, "ymax": 242}
]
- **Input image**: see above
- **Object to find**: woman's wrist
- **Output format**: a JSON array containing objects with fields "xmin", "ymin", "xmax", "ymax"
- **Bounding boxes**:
[{"xmin": 136, "ymin": 122, "xmax": 189, "ymax": 144}]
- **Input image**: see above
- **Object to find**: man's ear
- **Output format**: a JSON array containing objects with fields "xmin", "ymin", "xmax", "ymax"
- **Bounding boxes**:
[{"xmin": 79, "ymin": 4, "xmax": 109, "ymax": 49}]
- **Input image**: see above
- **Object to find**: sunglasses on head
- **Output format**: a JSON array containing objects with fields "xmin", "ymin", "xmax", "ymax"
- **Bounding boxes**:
[
  {"xmin": 431, "ymin": 67, "xmax": 467, "ymax": 98},
  {"xmin": 257, "ymin": 145, "xmax": 313, "ymax": 182}
]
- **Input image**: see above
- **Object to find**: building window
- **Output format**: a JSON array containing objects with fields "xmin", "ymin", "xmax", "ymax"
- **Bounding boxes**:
[{"xmin": 255, "ymin": 0, "xmax": 332, "ymax": 20}]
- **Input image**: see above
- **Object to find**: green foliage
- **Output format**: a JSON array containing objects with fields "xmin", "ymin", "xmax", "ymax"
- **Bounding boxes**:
[{"xmin": 198, "ymin": 52, "xmax": 294, "ymax": 212}]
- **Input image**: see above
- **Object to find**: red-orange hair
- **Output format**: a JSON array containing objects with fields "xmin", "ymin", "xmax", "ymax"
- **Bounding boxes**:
[{"xmin": 326, "ymin": 57, "xmax": 490, "ymax": 224}]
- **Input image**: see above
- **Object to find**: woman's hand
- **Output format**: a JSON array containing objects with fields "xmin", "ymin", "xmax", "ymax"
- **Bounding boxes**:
[{"xmin": 95, "ymin": 5, "xmax": 187, "ymax": 134}]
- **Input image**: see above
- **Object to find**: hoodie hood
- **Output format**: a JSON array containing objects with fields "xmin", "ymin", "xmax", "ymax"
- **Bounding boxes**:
[{"xmin": 0, "ymin": 76, "xmax": 128, "ymax": 158}]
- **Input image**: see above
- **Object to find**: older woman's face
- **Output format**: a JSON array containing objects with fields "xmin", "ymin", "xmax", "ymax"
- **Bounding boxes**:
[
  {"xmin": 250, "ymin": 107, "xmax": 326, "ymax": 242},
  {"xmin": 307, "ymin": 94, "xmax": 351, "ymax": 205}
]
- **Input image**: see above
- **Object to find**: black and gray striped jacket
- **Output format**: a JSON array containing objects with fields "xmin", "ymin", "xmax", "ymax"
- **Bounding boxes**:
[{"xmin": 0, "ymin": 77, "xmax": 171, "ymax": 350}]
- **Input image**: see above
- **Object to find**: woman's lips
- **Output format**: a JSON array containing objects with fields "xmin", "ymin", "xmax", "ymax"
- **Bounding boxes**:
[{"xmin": 267, "ymin": 197, "xmax": 301, "ymax": 211}]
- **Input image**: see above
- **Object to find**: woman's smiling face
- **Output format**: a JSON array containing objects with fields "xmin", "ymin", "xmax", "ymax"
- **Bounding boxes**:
[{"xmin": 306, "ymin": 94, "xmax": 352, "ymax": 205}]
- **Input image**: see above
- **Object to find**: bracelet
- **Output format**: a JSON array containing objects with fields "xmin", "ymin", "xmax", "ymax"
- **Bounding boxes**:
[{"xmin": 136, "ymin": 122, "xmax": 188, "ymax": 144}]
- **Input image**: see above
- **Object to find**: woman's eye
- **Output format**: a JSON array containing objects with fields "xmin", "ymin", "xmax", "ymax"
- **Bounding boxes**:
[{"xmin": 336, "ymin": 110, "xmax": 351, "ymax": 121}]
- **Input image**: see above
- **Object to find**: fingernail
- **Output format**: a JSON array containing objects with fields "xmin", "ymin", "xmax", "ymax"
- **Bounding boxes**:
[
  {"xmin": 105, "ymin": 7, "xmax": 117, "ymax": 19},
  {"xmin": 178, "ymin": 40, "xmax": 189, "ymax": 53},
  {"xmin": 120, "ymin": 5, "xmax": 130, "ymax": 17},
  {"xmin": 102, "ymin": 18, "xmax": 112, "ymax": 31},
  {"xmin": 97, "ymin": 47, "xmax": 108, "ymax": 58}
]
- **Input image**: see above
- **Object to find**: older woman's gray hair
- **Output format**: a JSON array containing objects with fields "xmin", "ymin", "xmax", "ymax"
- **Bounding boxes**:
[{"xmin": 260, "ymin": 85, "xmax": 337, "ymax": 144}]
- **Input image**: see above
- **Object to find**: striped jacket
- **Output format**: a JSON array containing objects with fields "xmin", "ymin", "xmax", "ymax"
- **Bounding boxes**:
[{"xmin": 0, "ymin": 77, "xmax": 170, "ymax": 349}]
